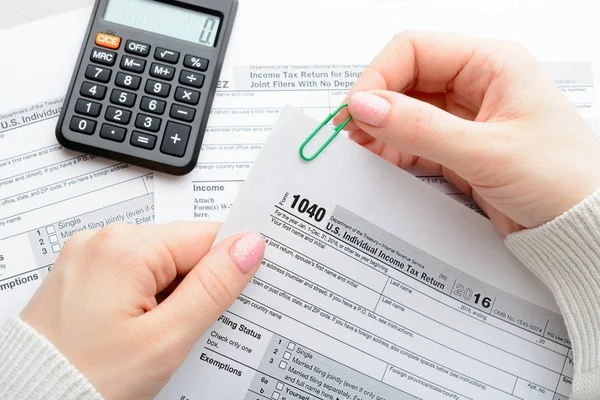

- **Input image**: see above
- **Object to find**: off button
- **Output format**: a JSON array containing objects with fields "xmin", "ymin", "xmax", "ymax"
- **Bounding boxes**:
[
  {"xmin": 95, "ymin": 33, "xmax": 121, "ymax": 50},
  {"xmin": 125, "ymin": 40, "xmax": 151, "ymax": 57}
]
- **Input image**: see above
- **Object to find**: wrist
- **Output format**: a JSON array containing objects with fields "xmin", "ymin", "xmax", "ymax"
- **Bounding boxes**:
[{"xmin": 0, "ymin": 317, "xmax": 103, "ymax": 400}]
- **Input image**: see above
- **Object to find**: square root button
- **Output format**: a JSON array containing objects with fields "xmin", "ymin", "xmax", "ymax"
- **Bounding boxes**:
[{"xmin": 161, "ymin": 122, "xmax": 191, "ymax": 157}]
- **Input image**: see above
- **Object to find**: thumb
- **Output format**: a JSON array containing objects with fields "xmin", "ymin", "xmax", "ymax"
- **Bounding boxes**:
[
  {"xmin": 347, "ymin": 91, "xmax": 494, "ymax": 171},
  {"xmin": 150, "ymin": 232, "xmax": 266, "ymax": 347}
]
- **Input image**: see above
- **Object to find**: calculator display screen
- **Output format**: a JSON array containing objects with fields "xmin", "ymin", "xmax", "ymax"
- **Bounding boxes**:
[{"xmin": 104, "ymin": 0, "xmax": 221, "ymax": 47}]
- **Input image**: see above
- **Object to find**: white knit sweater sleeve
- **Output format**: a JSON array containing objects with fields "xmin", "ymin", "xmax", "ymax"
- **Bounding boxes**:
[
  {"xmin": 506, "ymin": 189, "xmax": 600, "ymax": 400},
  {"xmin": 0, "ymin": 316, "xmax": 102, "ymax": 400}
]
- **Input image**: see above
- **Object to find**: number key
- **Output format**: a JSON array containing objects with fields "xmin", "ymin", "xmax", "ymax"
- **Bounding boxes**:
[
  {"xmin": 80, "ymin": 82, "xmax": 107, "ymax": 100},
  {"xmin": 115, "ymin": 72, "xmax": 141, "ymax": 90},
  {"xmin": 110, "ymin": 89, "xmax": 137, "ymax": 107},
  {"xmin": 69, "ymin": 116, "xmax": 96, "ymax": 135},
  {"xmin": 145, "ymin": 79, "xmax": 171, "ymax": 98},
  {"xmin": 105, "ymin": 106, "xmax": 132, "ymax": 125},
  {"xmin": 140, "ymin": 97, "xmax": 166, "ymax": 115},
  {"xmin": 75, "ymin": 99, "xmax": 102, "ymax": 117},
  {"xmin": 135, "ymin": 114, "xmax": 161, "ymax": 132},
  {"xmin": 85, "ymin": 65, "xmax": 111, "ymax": 83}
]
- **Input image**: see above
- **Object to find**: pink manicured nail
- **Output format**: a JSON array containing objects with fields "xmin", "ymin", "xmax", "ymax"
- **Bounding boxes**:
[
  {"xmin": 349, "ymin": 92, "xmax": 391, "ymax": 127},
  {"xmin": 230, "ymin": 233, "xmax": 266, "ymax": 273}
]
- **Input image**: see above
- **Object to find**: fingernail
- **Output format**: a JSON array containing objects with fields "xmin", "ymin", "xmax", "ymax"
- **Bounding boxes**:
[
  {"xmin": 230, "ymin": 233, "xmax": 266, "ymax": 274},
  {"xmin": 349, "ymin": 92, "xmax": 391, "ymax": 127}
]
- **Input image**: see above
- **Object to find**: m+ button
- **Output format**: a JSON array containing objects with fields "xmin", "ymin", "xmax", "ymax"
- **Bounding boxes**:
[{"xmin": 161, "ymin": 121, "xmax": 191, "ymax": 157}]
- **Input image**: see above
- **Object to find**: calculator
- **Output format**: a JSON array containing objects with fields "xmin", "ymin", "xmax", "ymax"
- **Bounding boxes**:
[{"xmin": 56, "ymin": 0, "xmax": 238, "ymax": 175}]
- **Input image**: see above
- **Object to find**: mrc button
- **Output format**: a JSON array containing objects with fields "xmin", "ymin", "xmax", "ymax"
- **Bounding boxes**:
[
  {"xmin": 90, "ymin": 48, "xmax": 116, "ymax": 66},
  {"xmin": 95, "ymin": 33, "xmax": 121, "ymax": 50},
  {"xmin": 125, "ymin": 40, "xmax": 151, "ymax": 56}
]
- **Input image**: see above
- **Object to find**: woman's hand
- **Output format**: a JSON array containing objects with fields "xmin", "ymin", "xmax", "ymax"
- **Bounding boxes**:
[
  {"xmin": 20, "ymin": 223, "xmax": 266, "ymax": 400},
  {"xmin": 335, "ymin": 31, "xmax": 600, "ymax": 235}
]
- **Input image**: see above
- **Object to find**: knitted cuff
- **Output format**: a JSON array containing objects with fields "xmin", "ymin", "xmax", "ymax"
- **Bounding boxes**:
[
  {"xmin": 0, "ymin": 317, "xmax": 102, "ymax": 400},
  {"xmin": 506, "ymin": 189, "xmax": 600, "ymax": 400}
]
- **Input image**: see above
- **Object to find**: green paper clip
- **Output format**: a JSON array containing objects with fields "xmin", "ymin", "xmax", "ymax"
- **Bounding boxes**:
[{"xmin": 299, "ymin": 104, "xmax": 352, "ymax": 161}]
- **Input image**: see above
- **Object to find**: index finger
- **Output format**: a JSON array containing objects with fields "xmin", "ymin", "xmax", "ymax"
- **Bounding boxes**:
[{"xmin": 334, "ymin": 31, "xmax": 485, "ymax": 127}]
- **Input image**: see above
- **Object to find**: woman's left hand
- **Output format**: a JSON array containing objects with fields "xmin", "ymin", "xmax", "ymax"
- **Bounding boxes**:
[{"xmin": 20, "ymin": 222, "xmax": 266, "ymax": 400}]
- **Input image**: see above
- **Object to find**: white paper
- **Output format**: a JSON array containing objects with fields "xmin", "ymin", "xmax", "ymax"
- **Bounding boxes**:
[
  {"xmin": 157, "ymin": 106, "xmax": 573, "ymax": 400},
  {"xmin": 154, "ymin": 0, "xmax": 600, "ymax": 224},
  {"xmin": 0, "ymin": 9, "xmax": 155, "ymax": 321}
]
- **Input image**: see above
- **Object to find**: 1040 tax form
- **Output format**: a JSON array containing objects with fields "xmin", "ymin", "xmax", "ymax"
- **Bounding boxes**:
[{"xmin": 157, "ymin": 107, "xmax": 572, "ymax": 400}]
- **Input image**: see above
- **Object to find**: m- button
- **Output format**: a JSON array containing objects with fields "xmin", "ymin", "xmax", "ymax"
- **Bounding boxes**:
[{"xmin": 95, "ymin": 33, "xmax": 121, "ymax": 50}]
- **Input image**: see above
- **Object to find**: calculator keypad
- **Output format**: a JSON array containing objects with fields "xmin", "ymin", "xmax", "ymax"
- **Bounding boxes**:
[
  {"xmin": 80, "ymin": 82, "xmax": 107, "ymax": 100},
  {"xmin": 106, "ymin": 107, "xmax": 132, "ymax": 125},
  {"xmin": 115, "ymin": 72, "xmax": 141, "ymax": 90},
  {"xmin": 69, "ymin": 32, "xmax": 210, "ymax": 160}
]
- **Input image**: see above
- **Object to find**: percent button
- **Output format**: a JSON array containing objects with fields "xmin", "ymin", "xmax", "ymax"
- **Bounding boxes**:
[{"xmin": 184, "ymin": 55, "xmax": 209, "ymax": 72}]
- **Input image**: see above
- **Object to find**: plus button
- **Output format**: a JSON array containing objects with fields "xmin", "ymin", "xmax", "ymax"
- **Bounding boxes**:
[{"xmin": 171, "ymin": 134, "xmax": 182, "ymax": 144}]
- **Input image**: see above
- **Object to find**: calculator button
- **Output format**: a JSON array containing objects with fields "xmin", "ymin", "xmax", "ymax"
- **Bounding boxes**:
[
  {"xmin": 84, "ymin": 65, "xmax": 111, "ymax": 83},
  {"xmin": 105, "ymin": 106, "xmax": 132, "ymax": 125},
  {"xmin": 179, "ymin": 70, "xmax": 205, "ymax": 88},
  {"xmin": 100, "ymin": 124, "xmax": 127, "ymax": 143},
  {"xmin": 161, "ymin": 122, "xmax": 191, "ymax": 158},
  {"xmin": 155, "ymin": 48, "xmax": 179, "ymax": 64},
  {"xmin": 184, "ymin": 55, "xmax": 209, "ymax": 72},
  {"xmin": 110, "ymin": 89, "xmax": 137, "ymax": 108},
  {"xmin": 70, "ymin": 116, "xmax": 96, "ymax": 135},
  {"xmin": 131, "ymin": 131, "xmax": 157, "ymax": 150},
  {"xmin": 90, "ymin": 48, "xmax": 116, "ymax": 66},
  {"xmin": 115, "ymin": 72, "xmax": 141, "ymax": 90},
  {"xmin": 170, "ymin": 104, "xmax": 196, "ymax": 122},
  {"xmin": 174, "ymin": 87, "xmax": 200, "ymax": 105},
  {"xmin": 145, "ymin": 79, "xmax": 171, "ymax": 98},
  {"xmin": 135, "ymin": 114, "xmax": 162, "ymax": 132},
  {"xmin": 95, "ymin": 33, "xmax": 121, "ymax": 50},
  {"xmin": 150, "ymin": 63, "xmax": 175, "ymax": 81},
  {"xmin": 140, "ymin": 97, "xmax": 166, "ymax": 115},
  {"xmin": 120, "ymin": 56, "xmax": 146, "ymax": 73},
  {"xmin": 80, "ymin": 82, "xmax": 107, "ymax": 100},
  {"xmin": 125, "ymin": 40, "xmax": 150, "ymax": 56},
  {"xmin": 75, "ymin": 99, "xmax": 102, "ymax": 117}
]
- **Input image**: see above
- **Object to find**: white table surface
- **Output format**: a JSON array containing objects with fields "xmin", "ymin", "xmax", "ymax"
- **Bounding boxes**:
[{"xmin": 0, "ymin": 0, "xmax": 93, "ymax": 30}]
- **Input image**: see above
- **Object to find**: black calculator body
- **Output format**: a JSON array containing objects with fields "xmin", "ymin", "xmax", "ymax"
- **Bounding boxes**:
[{"xmin": 56, "ymin": 0, "xmax": 238, "ymax": 175}]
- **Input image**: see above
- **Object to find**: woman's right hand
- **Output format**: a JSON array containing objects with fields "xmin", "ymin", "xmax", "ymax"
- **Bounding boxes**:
[{"xmin": 335, "ymin": 31, "xmax": 600, "ymax": 235}]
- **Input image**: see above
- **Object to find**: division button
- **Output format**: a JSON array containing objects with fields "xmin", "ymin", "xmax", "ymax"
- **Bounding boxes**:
[
  {"xmin": 150, "ymin": 63, "xmax": 175, "ymax": 81},
  {"xmin": 100, "ymin": 124, "xmax": 127, "ymax": 142},
  {"xmin": 125, "ymin": 40, "xmax": 150, "ymax": 56},
  {"xmin": 69, "ymin": 116, "xmax": 96, "ymax": 135},
  {"xmin": 120, "ymin": 55, "xmax": 146, "ymax": 73},
  {"xmin": 95, "ymin": 33, "xmax": 121, "ymax": 50},
  {"xmin": 179, "ymin": 70, "xmax": 205, "ymax": 88},
  {"xmin": 85, "ymin": 65, "xmax": 111, "ymax": 83},
  {"xmin": 155, "ymin": 47, "xmax": 180, "ymax": 64},
  {"xmin": 90, "ymin": 47, "xmax": 116, "ymax": 66},
  {"xmin": 75, "ymin": 99, "xmax": 102, "ymax": 117},
  {"xmin": 174, "ymin": 87, "xmax": 200, "ymax": 105},
  {"xmin": 131, "ymin": 131, "xmax": 157, "ymax": 150},
  {"xmin": 170, "ymin": 104, "xmax": 196, "ymax": 122},
  {"xmin": 160, "ymin": 121, "xmax": 191, "ymax": 157},
  {"xmin": 184, "ymin": 55, "xmax": 209, "ymax": 72}
]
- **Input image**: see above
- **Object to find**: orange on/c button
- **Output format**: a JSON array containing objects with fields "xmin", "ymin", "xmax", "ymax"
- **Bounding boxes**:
[{"xmin": 95, "ymin": 33, "xmax": 121, "ymax": 50}]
